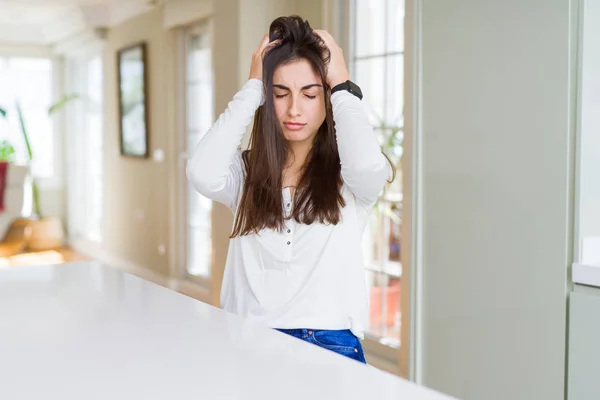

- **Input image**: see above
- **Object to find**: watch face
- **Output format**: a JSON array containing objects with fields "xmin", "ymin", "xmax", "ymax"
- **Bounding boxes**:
[
  {"xmin": 332, "ymin": 80, "xmax": 363, "ymax": 99},
  {"xmin": 348, "ymin": 81, "xmax": 363, "ymax": 98}
]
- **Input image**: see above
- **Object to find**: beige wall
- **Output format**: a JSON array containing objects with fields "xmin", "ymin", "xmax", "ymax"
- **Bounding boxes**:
[
  {"xmin": 100, "ymin": 2, "xmax": 325, "ymax": 302},
  {"xmin": 103, "ymin": 8, "xmax": 176, "ymax": 277}
]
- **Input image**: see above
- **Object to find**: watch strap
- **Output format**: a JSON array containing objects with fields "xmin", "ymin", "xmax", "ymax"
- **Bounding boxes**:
[{"xmin": 331, "ymin": 80, "xmax": 363, "ymax": 100}]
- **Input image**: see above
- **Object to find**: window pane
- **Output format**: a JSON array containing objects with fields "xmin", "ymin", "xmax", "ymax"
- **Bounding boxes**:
[
  {"xmin": 187, "ymin": 35, "xmax": 212, "ymax": 84},
  {"xmin": 385, "ymin": 54, "xmax": 404, "ymax": 128},
  {"xmin": 386, "ymin": 202, "xmax": 402, "ymax": 265},
  {"xmin": 188, "ymin": 187, "xmax": 212, "ymax": 228},
  {"xmin": 187, "ymin": 226, "xmax": 211, "ymax": 278},
  {"xmin": 185, "ymin": 22, "xmax": 214, "ymax": 280},
  {"xmin": 30, "ymin": 118, "xmax": 53, "ymax": 177},
  {"xmin": 187, "ymin": 83, "xmax": 200, "ymax": 132},
  {"xmin": 198, "ymin": 83, "xmax": 214, "ymax": 133},
  {"xmin": 65, "ymin": 55, "xmax": 104, "ymax": 243},
  {"xmin": 187, "ymin": 82, "xmax": 213, "ymax": 133},
  {"xmin": 355, "ymin": 57, "xmax": 385, "ymax": 126},
  {"xmin": 8, "ymin": 57, "xmax": 51, "ymax": 72},
  {"xmin": 364, "ymin": 209, "xmax": 384, "ymax": 270},
  {"xmin": 387, "ymin": 0, "xmax": 405, "ymax": 53},
  {"xmin": 364, "ymin": 200, "xmax": 402, "ymax": 269},
  {"xmin": 85, "ymin": 56, "xmax": 104, "ymax": 243},
  {"xmin": 0, "ymin": 58, "xmax": 53, "ymax": 177},
  {"xmin": 354, "ymin": 0, "xmax": 386, "ymax": 57},
  {"xmin": 365, "ymin": 270, "xmax": 401, "ymax": 347},
  {"xmin": 186, "ymin": 186, "xmax": 212, "ymax": 277}
]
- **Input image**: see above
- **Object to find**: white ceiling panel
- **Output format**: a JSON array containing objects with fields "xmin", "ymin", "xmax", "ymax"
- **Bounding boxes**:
[{"xmin": 0, "ymin": 0, "xmax": 157, "ymax": 44}]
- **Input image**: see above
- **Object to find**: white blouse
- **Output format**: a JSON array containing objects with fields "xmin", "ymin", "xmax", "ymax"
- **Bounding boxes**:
[{"xmin": 187, "ymin": 78, "xmax": 391, "ymax": 338}]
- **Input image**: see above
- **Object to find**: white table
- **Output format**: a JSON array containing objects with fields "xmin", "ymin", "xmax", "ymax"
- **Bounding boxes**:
[{"xmin": 0, "ymin": 262, "xmax": 456, "ymax": 399}]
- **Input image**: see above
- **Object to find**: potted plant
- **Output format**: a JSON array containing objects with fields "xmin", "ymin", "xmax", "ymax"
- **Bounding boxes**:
[
  {"xmin": 0, "ymin": 108, "xmax": 16, "ymax": 214},
  {"xmin": 0, "ymin": 139, "xmax": 16, "ymax": 163},
  {"xmin": 0, "ymin": 139, "xmax": 16, "ymax": 208},
  {"xmin": 1, "ymin": 95, "xmax": 79, "ymax": 251}
]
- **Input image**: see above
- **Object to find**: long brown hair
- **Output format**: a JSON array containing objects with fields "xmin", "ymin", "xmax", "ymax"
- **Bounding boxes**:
[{"xmin": 231, "ymin": 16, "xmax": 389, "ymax": 238}]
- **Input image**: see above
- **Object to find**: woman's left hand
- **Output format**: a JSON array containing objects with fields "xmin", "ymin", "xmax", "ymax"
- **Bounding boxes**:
[{"xmin": 314, "ymin": 30, "xmax": 350, "ymax": 88}]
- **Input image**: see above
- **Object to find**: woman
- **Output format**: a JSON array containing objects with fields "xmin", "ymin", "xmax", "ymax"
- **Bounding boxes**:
[{"xmin": 187, "ymin": 16, "xmax": 393, "ymax": 364}]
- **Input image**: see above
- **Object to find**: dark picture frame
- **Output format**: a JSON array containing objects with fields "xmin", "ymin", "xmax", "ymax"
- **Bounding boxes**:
[{"xmin": 117, "ymin": 42, "xmax": 149, "ymax": 158}]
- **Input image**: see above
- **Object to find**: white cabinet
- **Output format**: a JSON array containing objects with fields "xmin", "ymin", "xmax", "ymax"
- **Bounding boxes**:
[{"xmin": 568, "ymin": 287, "xmax": 600, "ymax": 400}]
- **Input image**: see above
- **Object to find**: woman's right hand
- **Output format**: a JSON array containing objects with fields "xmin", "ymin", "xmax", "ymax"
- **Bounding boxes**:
[{"xmin": 249, "ymin": 34, "xmax": 278, "ymax": 81}]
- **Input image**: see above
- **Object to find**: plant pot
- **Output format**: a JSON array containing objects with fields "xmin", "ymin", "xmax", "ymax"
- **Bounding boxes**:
[
  {"xmin": 369, "ymin": 281, "xmax": 401, "ymax": 327},
  {"xmin": 27, "ymin": 216, "xmax": 65, "ymax": 251},
  {"xmin": 0, "ymin": 161, "xmax": 8, "ymax": 212}
]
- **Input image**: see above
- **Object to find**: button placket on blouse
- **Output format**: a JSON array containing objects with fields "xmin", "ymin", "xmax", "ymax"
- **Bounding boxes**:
[
  {"xmin": 284, "ymin": 216, "xmax": 293, "ymax": 260},
  {"xmin": 282, "ymin": 189, "xmax": 293, "ymax": 260},
  {"xmin": 285, "ymin": 221, "xmax": 293, "ymax": 247}
]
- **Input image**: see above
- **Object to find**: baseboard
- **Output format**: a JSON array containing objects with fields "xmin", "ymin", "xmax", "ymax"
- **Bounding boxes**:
[{"xmin": 69, "ymin": 237, "xmax": 211, "ymax": 304}]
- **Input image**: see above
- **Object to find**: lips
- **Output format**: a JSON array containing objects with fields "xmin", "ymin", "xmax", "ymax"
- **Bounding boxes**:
[{"xmin": 283, "ymin": 122, "xmax": 306, "ymax": 131}]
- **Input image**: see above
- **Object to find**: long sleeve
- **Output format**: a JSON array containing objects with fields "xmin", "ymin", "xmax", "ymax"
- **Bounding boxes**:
[
  {"xmin": 186, "ymin": 79, "xmax": 264, "ymax": 210},
  {"xmin": 332, "ymin": 91, "xmax": 392, "ymax": 206}
]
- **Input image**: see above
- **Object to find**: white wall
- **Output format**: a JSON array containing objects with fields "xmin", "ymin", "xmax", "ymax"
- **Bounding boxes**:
[{"xmin": 417, "ymin": 0, "xmax": 576, "ymax": 399}]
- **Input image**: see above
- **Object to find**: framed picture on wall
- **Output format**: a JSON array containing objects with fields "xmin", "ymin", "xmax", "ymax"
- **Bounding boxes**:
[{"xmin": 117, "ymin": 42, "xmax": 149, "ymax": 158}]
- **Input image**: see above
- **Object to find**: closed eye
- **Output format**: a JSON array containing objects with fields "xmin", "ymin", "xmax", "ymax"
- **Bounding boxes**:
[{"xmin": 274, "ymin": 93, "xmax": 317, "ymax": 99}]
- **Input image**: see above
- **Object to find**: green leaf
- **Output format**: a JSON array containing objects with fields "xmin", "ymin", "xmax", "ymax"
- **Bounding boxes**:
[
  {"xmin": 48, "ymin": 93, "xmax": 80, "ymax": 115},
  {"xmin": 0, "ymin": 107, "xmax": 6, "ymax": 118},
  {"xmin": 0, "ymin": 139, "xmax": 15, "ymax": 162},
  {"xmin": 15, "ymin": 101, "xmax": 33, "ymax": 162},
  {"xmin": 31, "ymin": 177, "xmax": 42, "ymax": 219}
]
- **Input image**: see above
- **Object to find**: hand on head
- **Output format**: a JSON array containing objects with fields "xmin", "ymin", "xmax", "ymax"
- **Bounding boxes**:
[
  {"xmin": 249, "ymin": 29, "xmax": 350, "ymax": 88},
  {"xmin": 249, "ymin": 34, "xmax": 279, "ymax": 81},
  {"xmin": 313, "ymin": 30, "xmax": 350, "ymax": 88}
]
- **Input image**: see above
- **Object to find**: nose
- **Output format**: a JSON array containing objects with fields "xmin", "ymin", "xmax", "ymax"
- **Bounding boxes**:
[{"xmin": 288, "ymin": 95, "xmax": 302, "ymax": 117}]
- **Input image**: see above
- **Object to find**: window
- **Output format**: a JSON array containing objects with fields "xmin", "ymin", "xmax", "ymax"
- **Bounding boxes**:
[
  {"xmin": 574, "ymin": 4, "xmax": 600, "ymax": 272},
  {"xmin": 83, "ymin": 56, "xmax": 104, "ymax": 242},
  {"xmin": 183, "ymin": 20, "xmax": 214, "ymax": 280},
  {"xmin": 351, "ymin": 0, "xmax": 405, "ymax": 348},
  {"xmin": 65, "ymin": 54, "xmax": 104, "ymax": 244},
  {"xmin": 0, "ymin": 57, "xmax": 54, "ymax": 178}
]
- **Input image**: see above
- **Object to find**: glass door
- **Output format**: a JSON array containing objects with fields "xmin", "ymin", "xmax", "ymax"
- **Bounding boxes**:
[{"xmin": 181, "ymin": 20, "xmax": 214, "ymax": 284}]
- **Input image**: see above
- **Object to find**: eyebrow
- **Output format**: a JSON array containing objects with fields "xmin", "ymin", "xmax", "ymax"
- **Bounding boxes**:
[{"xmin": 273, "ymin": 84, "xmax": 322, "ymax": 91}]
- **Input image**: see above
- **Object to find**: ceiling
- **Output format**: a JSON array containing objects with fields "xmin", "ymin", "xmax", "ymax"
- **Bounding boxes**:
[{"xmin": 0, "ymin": 0, "xmax": 162, "ymax": 45}]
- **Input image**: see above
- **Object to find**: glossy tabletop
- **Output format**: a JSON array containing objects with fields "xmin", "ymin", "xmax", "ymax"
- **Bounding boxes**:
[{"xmin": 0, "ymin": 262, "xmax": 456, "ymax": 399}]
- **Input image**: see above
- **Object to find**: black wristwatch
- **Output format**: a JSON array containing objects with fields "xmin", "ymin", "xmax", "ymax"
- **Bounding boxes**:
[{"xmin": 331, "ymin": 80, "xmax": 363, "ymax": 100}]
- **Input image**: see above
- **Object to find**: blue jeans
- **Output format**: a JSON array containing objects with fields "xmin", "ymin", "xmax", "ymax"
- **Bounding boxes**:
[{"xmin": 276, "ymin": 328, "xmax": 367, "ymax": 364}]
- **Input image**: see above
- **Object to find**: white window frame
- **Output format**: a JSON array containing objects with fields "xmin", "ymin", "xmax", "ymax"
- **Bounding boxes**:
[
  {"xmin": 61, "ymin": 36, "xmax": 106, "ymax": 250},
  {"xmin": 177, "ymin": 19, "xmax": 215, "ymax": 290},
  {"xmin": 326, "ymin": 0, "xmax": 409, "ymax": 376},
  {"xmin": 0, "ymin": 52, "xmax": 62, "ymax": 189},
  {"xmin": 44, "ymin": 55, "xmax": 65, "ymax": 190}
]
